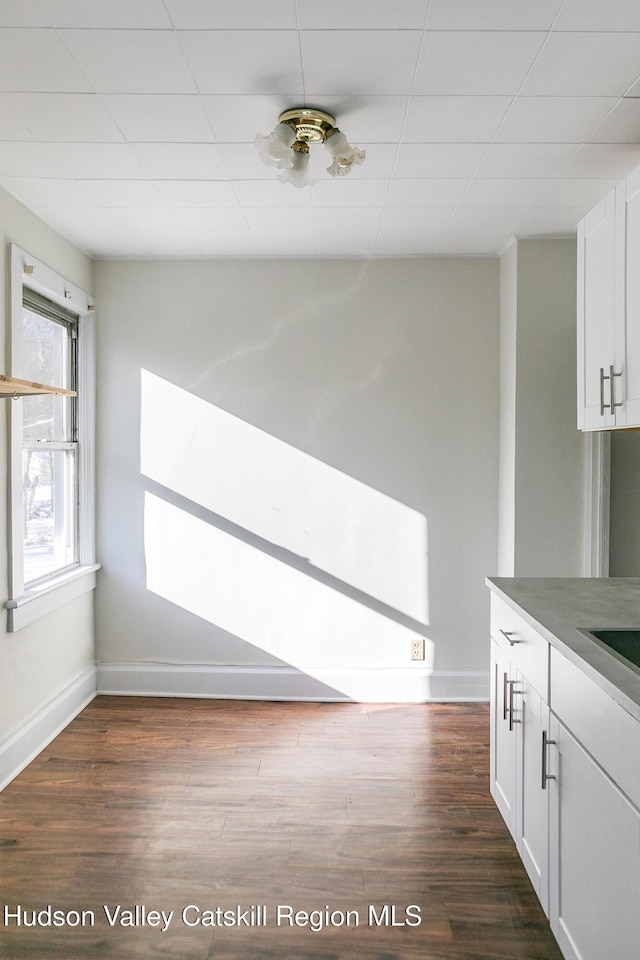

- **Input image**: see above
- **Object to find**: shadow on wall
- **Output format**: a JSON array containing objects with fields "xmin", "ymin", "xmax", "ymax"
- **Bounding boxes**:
[{"xmin": 140, "ymin": 370, "xmax": 430, "ymax": 701}]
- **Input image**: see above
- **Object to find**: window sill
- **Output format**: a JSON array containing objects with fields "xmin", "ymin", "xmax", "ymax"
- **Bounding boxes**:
[{"xmin": 6, "ymin": 563, "xmax": 101, "ymax": 632}]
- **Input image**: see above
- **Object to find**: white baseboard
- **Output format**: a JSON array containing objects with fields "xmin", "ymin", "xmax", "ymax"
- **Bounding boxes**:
[
  {"xmin": 0, "ymin": 666, "xmax": 97, "ymax": 792},
  {"xmin": 97, "ymin": 663, "xmax": 489, "ymax": 703},
  {"xmin": 430, "ymin": 671, "xmax": 490, "ymax": 701}
]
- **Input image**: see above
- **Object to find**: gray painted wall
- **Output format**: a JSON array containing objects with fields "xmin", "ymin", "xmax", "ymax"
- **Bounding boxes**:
[{"xmin": 94, "ymin": 258, "xmax": 500, "ymax": 692}]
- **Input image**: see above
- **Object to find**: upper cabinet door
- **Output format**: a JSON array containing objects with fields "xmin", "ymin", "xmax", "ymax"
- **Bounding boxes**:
[
  {"xmin": 620, "ymin": 165, "xmax": 640, "ymax": 427},
  {"xmin": 578, "ymin": 164, "xmax": 640, "ymax": 431},
  {"xmin": 577, "ymin": 189, "xmax": 617, "ymax": 430}
]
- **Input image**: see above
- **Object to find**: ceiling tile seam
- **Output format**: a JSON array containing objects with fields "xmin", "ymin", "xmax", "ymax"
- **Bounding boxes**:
[
  {"xmin": 94, "ymin": 92, "xmax": 140, "ymax": 146},
  {"xmin": 7, "ymin": 27, "xmax": 638, "ymax": 34},
  {"xmin": 1, "ymin": 90, "xmax": 628, "ymax": 98},
  {"xmin": 552, "ymin": 141, "xmax": 627, "ymax": 183},
  {"xmin": 0, "ymin": 92, "xmax": 38, "ymax": 140},
  {"xmin": 1, "ymin": 90, "xmax": 631, "ymax": 102},
  {"xmin": 159, "ymin": 0, "xmax": 177, "ymax": 31},
  {"xmin": 45, "ymin": 23, "xmax": 101, "ymax": 96},
  {"xmin": 8, "ymin": 23, "xmax": 640, "ymax": 36},
  {"xmin": 11, "ymin": 22, "xmax": 631, "ymax": 34},
  {"xmin": 576, "ymin": 95, "xmax": 628, "ymax": 146},
  {"xmin": 621, "ymin": 71, "xmax": 640, "ymax": 97},
  {"xmin": 421, "ymin": 0, "xmax": 433, "ymax": 32},
  {"xmin": 549, "ymin": 91, "xmax": 640, "ymax": 179}
]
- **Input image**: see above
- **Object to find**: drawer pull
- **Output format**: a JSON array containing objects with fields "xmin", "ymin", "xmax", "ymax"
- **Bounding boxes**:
[
  {"xmin": 500, "ymin": 629, "xmax": 521, "ymax": 646},
  {"xmin": 541, "ymin": 730, "xmax": 557, "ymax": 789}
]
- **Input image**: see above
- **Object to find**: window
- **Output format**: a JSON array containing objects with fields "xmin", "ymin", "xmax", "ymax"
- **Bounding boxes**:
[
  {"xmin": 7, "ymin": 246, "xmax": 98, "ymax": 631},
  {"xmin": 22, "ymin": 291, "xmax": 79, "ymax": 585}
]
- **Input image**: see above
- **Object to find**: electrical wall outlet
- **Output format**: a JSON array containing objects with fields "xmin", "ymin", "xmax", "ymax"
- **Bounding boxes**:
[{"xmin": 411, "ymin": 637, "xmax": 425, "ymax": 661}]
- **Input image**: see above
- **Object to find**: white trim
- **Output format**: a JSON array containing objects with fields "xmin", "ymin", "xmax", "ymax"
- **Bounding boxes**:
[
  {"xmin": 8, "ymin": 249, "xmax": 24, "ymax": 601},
  {"xmin": 77, "ymin": 310, "xmax": 97, "ymax": 567},
  {"xmin": 429, "ymin": 671, "xmax": 490, "ymax": 701},
  {"xmin": 0, "ymin": 667, "xmax": 97, "ymax": 792},
  {"xmin": 7, "ymin": 245, "xmax": 97, "ymax": 630},
  {"xmin": 6, "ymin": 563, "xmax": 100, "ymax": 631},
  {"xmin": 12, "ymin": 246, "xmax": 93, "ymax": 316},
  {"xmin": 97, "ymin": 663, "xmax": 489, "ymax": 703},
  {"xmin": 583, "ymin": 431, "xmax": 611, "ymax": 577}
]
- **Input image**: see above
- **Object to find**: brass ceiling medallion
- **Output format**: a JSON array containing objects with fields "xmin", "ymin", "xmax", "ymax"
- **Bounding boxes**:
[{"xmin": 278, "ymin": 108, "xmax": 337, "ymax": 143}]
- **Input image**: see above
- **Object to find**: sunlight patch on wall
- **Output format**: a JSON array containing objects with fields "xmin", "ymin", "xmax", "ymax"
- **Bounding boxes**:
[
  {"xmin": 144, "ymin": 493, "xmax": 432, "ymax": 692},
  {"xmin": 140, "ymin": 370, "xmax": 428, "ymax": 624}
]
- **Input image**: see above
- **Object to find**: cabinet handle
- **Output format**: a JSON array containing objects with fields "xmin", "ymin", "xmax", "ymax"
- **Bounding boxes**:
[
  {"xmin": 508, "ymin": 680, "xmax": 521, "ymax": 731},
  {"xmin": 600, "ymin": 365, "xmax": 623, "ymax": 416},
  {"xmin": 600, "ymin": 366, "xmax": 608, "ymax": 416},
  {"xmin": 541, "ymin": 729, "xmax": 556, "ymax": 789},
  {"xmin": 500, "ymin": 628, "xmax": 521, "ymax": 646},
  {"xmin": 610, "ymin": 364, "xmax": 623, "ymax": 410},
  {"xmin": 503, "ymin": 671, "xmax": 509, "ymax": 721}
]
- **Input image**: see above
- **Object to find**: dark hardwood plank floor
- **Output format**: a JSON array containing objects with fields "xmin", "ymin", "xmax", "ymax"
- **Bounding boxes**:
[{"xmin": 0, "ymin": 697, "xmax": 563, "ymax": 960}]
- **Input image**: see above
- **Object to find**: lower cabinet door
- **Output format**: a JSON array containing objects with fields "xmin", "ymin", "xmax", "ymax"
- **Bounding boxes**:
[
  {"xmin": 549, "ymin": 715, "xmax": 640, "ymax": 960},
  {"xmin": 490, "ymin": 639, "xmax": 517, "ymax": 836},
  {"xmin": 516, "ymin": 674, "xmax": 549, "ymax": 915}
]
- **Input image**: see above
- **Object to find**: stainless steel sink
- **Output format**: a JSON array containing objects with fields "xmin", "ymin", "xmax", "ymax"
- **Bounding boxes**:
[{"xmin": 582, "ymin": 629, "xmax": 640, "ymax": 674}]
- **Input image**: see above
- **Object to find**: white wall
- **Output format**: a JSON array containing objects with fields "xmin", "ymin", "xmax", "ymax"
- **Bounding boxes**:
[
  {"xmin": 0, "ymin": 185, "xmax": 95, "ymax": 759},
  {"xmin": 498, "ymin": 239, "xmax": 588, "ymax": 577},
  {"xmin": 95, "ymin": 258, "xmax": 500, "ymax": 700}
]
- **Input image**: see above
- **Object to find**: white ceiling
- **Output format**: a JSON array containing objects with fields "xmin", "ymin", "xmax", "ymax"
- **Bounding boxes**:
[{"xmin": 2, "ymin": 0, "xmax": 640, "ymax": 259}]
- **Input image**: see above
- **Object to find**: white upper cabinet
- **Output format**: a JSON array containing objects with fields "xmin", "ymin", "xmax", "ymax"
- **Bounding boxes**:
[
  {"xmin": 578, "ymin": 165, "xmax": 640, "ymax": 430},
  {"xmin": 620, "ymin": 166, "xmax": 640, "ymax": 427},
  {"xmin": 577, "ymin": 189, "xmax": 619, "ymax": 429}
]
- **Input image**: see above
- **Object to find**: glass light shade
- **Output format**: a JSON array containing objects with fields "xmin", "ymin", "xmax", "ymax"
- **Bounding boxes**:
[
  {"xmin": 325, "ymin": 129, "xmax": 366, "ymax": 178},
  {"xmin": 277, "ymin": 146, "xmax": 316, "ymax": 188},
  {"xmin": 255, "ymin": 122, "xmax": 295, "ymax": 169}
]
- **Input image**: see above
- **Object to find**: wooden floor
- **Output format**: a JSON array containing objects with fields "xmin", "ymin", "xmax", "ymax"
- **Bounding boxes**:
[{"xmin": 0, "ymin": 697, "xmax": 562, "ymax": 960}]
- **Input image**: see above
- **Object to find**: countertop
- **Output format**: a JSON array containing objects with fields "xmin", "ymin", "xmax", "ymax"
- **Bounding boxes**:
[{"xmin": 486, "ymin": 577, "xmax": 640, "ymax": 722}]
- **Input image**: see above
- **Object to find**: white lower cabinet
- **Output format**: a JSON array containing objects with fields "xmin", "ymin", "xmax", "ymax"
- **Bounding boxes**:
[
  {"xmin": 489, "ymin": 593, "xmax": 640, "ymax": 959},
  {"xmin": 489, "ymin": 649, "xmax": 551, "ymax": 914},
  {"xmin": 489, "ymin": 597, "xmax": 551, "ymax": 915},
  {"xmin": 548, "ymin": 714, "xmax": 640, "ymax": 960}
]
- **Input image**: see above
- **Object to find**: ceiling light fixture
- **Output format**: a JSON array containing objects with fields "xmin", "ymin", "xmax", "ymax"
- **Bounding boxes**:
[{"xmin": 256, "ymin": 107, "xmax": 365, "ymax": 188}]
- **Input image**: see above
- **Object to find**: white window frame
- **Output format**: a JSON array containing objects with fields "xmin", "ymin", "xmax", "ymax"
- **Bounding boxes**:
[{"xmin": 6, "ymin": 245, "xmax": 99, "ymax": 631}]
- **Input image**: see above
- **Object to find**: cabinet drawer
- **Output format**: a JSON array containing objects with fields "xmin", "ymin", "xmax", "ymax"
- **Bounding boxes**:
[
  {"xmin": 490, "ymin": 594, "xmax": 549, "ymax": 700},
  {"xmin": 550, "ymin": 647, "xmax": 640, "ymax": 810}
]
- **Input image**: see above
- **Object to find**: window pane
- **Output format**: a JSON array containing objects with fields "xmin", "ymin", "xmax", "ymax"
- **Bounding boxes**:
[
  {"xmin": 23, "ymin": 448, "xmax": 77, "ymax": 583},
  {"xmin": 21, "ymin": 305, "xmax": 74, "ymax": 443}
]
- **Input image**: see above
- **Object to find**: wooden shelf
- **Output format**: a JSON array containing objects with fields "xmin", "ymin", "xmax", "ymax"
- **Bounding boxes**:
[{"xmin": 0, "ymin": 375, "xmax": 76, "ymax": 398}]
